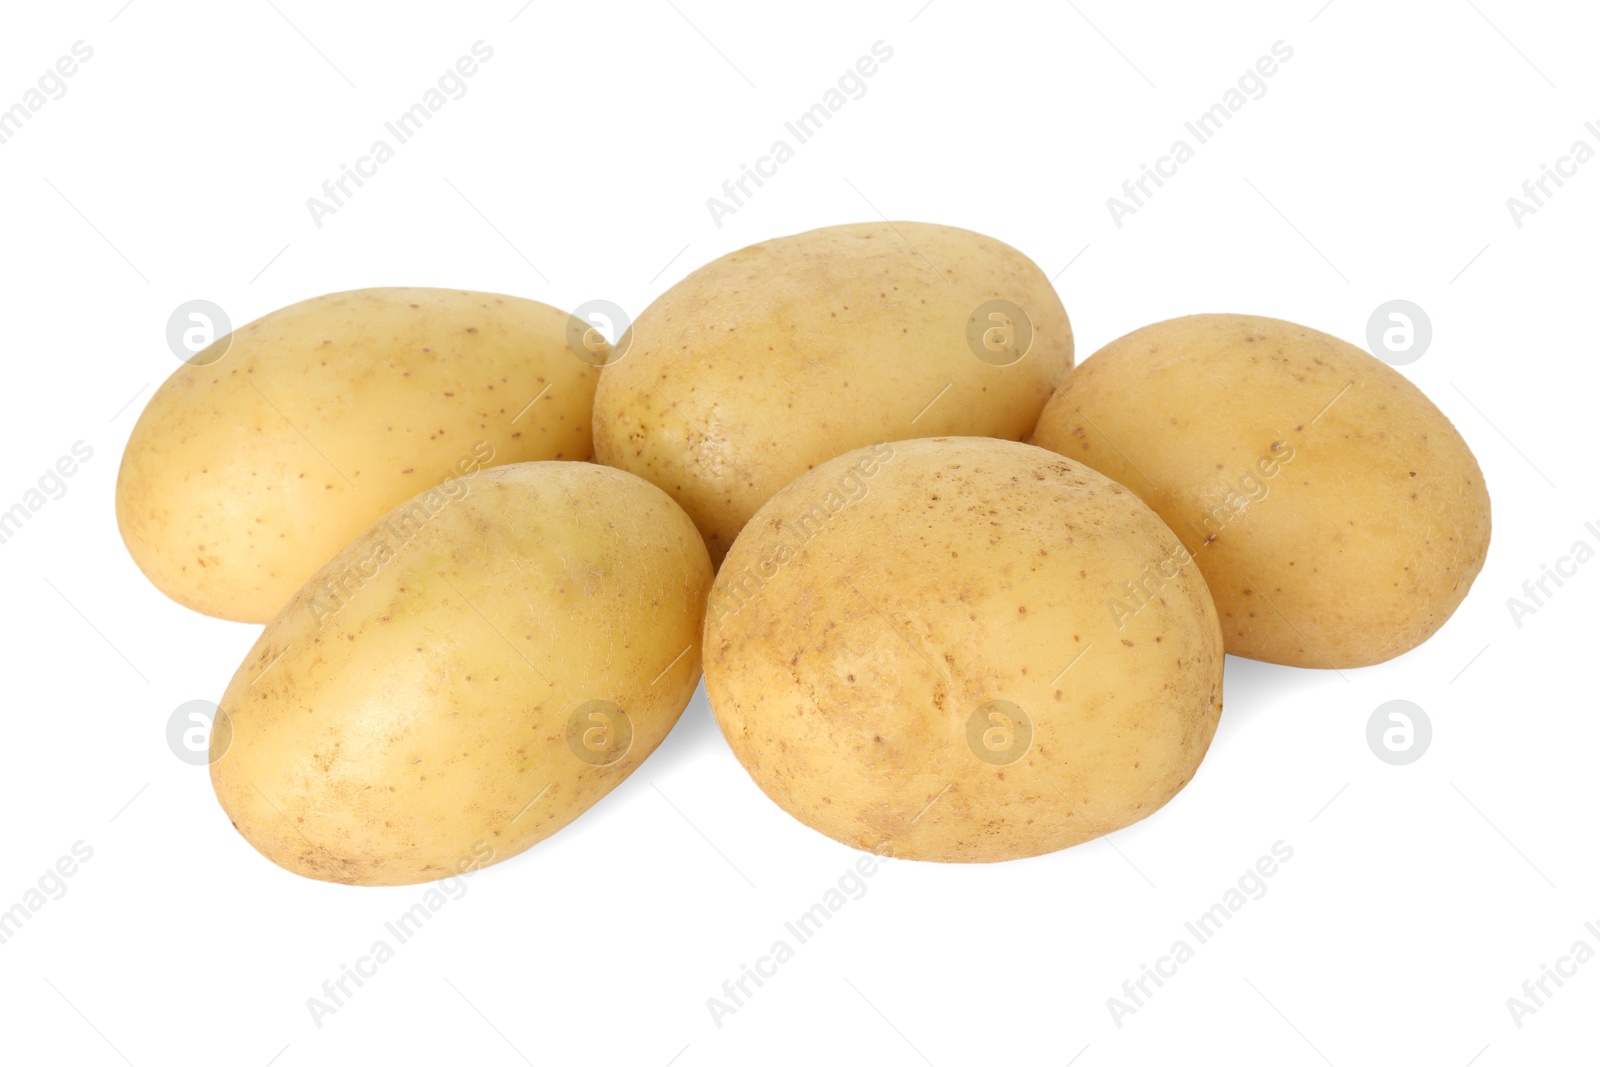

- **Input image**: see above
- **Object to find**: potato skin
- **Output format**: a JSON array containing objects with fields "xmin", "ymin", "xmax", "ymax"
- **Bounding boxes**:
[
  {"xmin": 1031, "ymin": 313, "xmax": 1491, "ymax": 668},
  {"xmin": 593, "ymin": 222, "xmax": 1074, "ymax": 564},
  {"xmin": 117, "ymin": 288, "xmax": 597, "ymax": 623},
  {"xmin": 703, "ymin": 437, "xmax": 1223, "ymax": 863},
  {"xmin": 210, "ymin": 462, "xmax": 712, "ymax": 886}
]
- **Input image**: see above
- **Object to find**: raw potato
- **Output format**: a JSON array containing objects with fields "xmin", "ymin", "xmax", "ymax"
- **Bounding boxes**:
[
  {"xmin": 703, "ymin": 437, "xmax": 1223, "ymax": 863},
  {"xmin": 593, "ymin": 221, "xmax": 1074, "ymax": 564},
  {"xmin": 210, "ymin": 462, "xmax": 712, "ymax": 886},
  {"xmin": 117, "ymin": 288, "xmax": 597, "ymax": 623},
  {"xmin": 1031, "ymin": 313, "xmax": 1492, "ymax": 668}
]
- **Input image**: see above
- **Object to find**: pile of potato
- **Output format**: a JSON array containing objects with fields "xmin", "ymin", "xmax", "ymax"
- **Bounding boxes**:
[{"xmin": 117, "ymin": 221, "xmax": 1491, "ymax": 884}]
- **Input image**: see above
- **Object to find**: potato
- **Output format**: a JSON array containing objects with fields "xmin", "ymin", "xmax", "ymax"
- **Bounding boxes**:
[
  {"xmin": 209, "ymin": 462, "xmax": 712, "ymax": 886},
  {"xmin": 593, "ymin": 221, "xmax": 1074, "ymax": 564},
  {"xmin": 117, "ymin": 288, "xmax": 597, "ymax": 623},
  {"xmin": 1031, "ymin": 313, "xmax": 1491, "ymax": 668},
  {"xmin": 703, "ymin": 437, "xmax": 1223, "ymax": 863}
]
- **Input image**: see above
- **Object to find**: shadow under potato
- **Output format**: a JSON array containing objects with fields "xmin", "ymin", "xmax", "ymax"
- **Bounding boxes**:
[
  {"xmin": 623, "ymin": 680, "xmax": 720, "ymax": 784},
  {"xmin": 1211, "ymin": 655, "xmax": 1330, "ymax": 749}
]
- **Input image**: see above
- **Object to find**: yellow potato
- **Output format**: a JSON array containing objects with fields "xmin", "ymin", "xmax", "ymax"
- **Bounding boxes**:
[
  {"xmin": 703, "ymin": 437, "xmax": 1223, "ymax": 863},
  {"xmin": 210, "ymin": 462, "xmax": 712, "ymax": 886},
  {"xmin": 117, "ymin": 288, "xmax": 597, "ymax": 623},
  {"xmin": 593, "ymin": 221, "xmax": 1074, "ymax": 564},
  {"xmin": 1031, "ymin": 313, "xmax": 1491, "ymax": 667}
]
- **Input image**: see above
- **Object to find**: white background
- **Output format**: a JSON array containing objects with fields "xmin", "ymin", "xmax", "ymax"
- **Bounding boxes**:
[{"xmin": 1, "ymin": 1, "xmax": 1595, "ymax": 1064}]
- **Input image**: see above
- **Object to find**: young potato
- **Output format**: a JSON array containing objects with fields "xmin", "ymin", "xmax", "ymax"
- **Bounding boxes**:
[
  {"xmin": 1031, "ymin": 313, "xmax": 1492, "ymax": 668},
  {"xmin": 593, "ymin": 221, "xmax": 1074, "ymax": 564},
  {"xmin": 210, "ymin": 462, "xmax": 712, "ymax": 886},
  {"xmin": 703, "ymin": 437, "xmax": 1223, "ymax": 863},
  {"xmin": 117, "ymin": 288, "xmax": 597, "ymax": 623}
]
